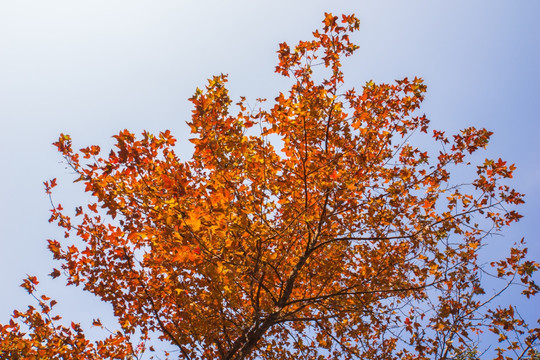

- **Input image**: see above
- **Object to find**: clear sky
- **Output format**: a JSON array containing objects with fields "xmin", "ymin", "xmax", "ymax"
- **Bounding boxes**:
[{"xmin": 1, "ymin": 0, "xmax": 539, "ymax": 352}]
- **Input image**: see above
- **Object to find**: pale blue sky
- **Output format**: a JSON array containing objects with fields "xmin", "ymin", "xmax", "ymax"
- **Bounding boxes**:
[{"xmin": 1, "ymin": 0, "xmax": 539, "ymax": 352}]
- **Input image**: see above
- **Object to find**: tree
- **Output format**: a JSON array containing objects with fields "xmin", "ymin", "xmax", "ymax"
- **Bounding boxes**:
[{"xmin": 1, "ymin": 13, "xmax": 539, "ymax": 360}]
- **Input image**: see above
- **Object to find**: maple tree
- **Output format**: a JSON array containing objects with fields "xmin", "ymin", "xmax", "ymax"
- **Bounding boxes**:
[{"xmin": 1, "ymin": 13, "xmax": 539, "ymax": 360}]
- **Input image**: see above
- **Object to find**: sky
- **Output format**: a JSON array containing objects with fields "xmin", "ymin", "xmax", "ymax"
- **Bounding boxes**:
[{"xmin": 1, "ymin": 0, "xmax": 539, "ymax": 353}]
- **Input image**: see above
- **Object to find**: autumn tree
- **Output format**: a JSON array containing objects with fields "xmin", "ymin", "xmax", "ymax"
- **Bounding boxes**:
[{"xmin": 1, "ymin": 13, "xmax": 539, "ymax": 360}]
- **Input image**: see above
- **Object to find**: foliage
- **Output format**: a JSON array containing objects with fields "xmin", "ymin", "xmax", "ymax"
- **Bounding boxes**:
[
  {"xmin": 1, "ymin": 13, "xmax": 539, "ymax": 360},
  {"xmin": 452, "ymin": 347, "xmax": 480, "ymax": 360}
]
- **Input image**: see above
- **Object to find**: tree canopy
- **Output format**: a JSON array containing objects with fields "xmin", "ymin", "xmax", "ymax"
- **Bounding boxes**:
[{"xmin": 1, "ymin": 13, "xmax": 539, "ymax": 360}]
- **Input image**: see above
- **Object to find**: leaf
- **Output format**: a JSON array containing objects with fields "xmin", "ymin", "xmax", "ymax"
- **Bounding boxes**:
[{"xmin": 48, "ymin": 268, "xmax": 61, "ymax": 279}]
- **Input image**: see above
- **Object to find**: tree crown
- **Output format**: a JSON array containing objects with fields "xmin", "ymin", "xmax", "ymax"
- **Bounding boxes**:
[{"xmin": 1, "ymin": 13, "xmax": 539, "ymax": 360}]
